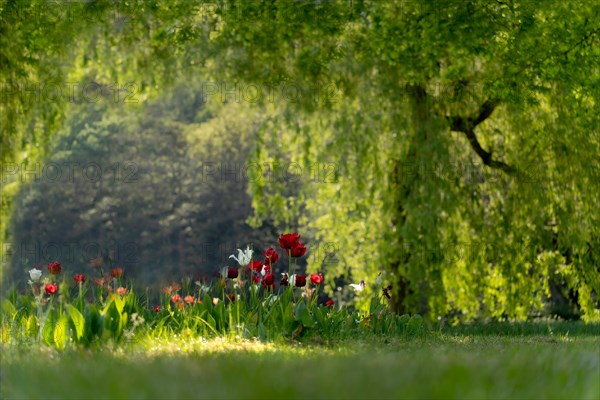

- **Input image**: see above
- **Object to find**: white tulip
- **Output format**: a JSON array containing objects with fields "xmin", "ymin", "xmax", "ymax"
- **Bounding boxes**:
[
  {"xmin": 28, "ymin": 268, "xmax": 42, "ymax": 282},
  {"xmin": 229, "ymin": 246, "xmax": 253, "ymax": 267},
  {"xmin": 350, "ymin": 280, "xmax": 366, "ymax": 293},
  {"xmin": 288, "ymin": 274, "xmax": 296, "ymax": 287}
]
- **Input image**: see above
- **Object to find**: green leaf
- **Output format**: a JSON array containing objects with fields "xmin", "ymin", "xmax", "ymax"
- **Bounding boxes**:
[
  {"xmin": 406, "ymin": 314, "xmax": 425, "ymax": 336},
  {"xmin": 67, "ymin": 305, "xmax": 85, "ymax": 341},
  {"xmin": 114, "ymin": 295, "xmax": 125, "ymax": 315},
  {"xmin": 301, "ymin": 309, "xmax": 315, "ymax": 328},
  {"xmin": 1, "ymin": 299, "xmax": 17, "ymax": 317},
  {"xmin": 42, "ymin": 310, "xmax": 58, "ymax": 346},
  {"xmin": 54, "ymin": 315, "xmax": 70, "ymax": 349},
  {"xmin": 397, "ymin": 314, "xmax": 410, "ymax": 327},
  {"xmin": 104, "ymin": 300, "xmax": 123, "ymax": 338},
  {"xmin": 294, "ymin": 303, "xmax": 315, "ymax": 328},
  {"xmin": 257, "ymin": 322, "xmax": 267, "ymax": 340},
  {"xmin": 86, "ymin": 304, "xmax": 103, "ymax": 339},
  {"xmin": 25, "ymin": 314, "xmax": 38, "ymax": 338},
  {"xmin": 206, "ymin": 313, "xmax": 217, "ymax": 335}
]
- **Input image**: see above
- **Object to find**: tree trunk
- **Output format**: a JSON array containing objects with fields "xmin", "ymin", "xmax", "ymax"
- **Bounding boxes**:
[{"xmin": 388, "ymin": 85, "xmax": 432, "ymax": 314}]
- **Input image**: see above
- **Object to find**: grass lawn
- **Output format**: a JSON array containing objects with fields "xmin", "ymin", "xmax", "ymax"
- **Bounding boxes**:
[{"xmin": 2, "ymin": 322, "xmax": 599, "ymax": 399}]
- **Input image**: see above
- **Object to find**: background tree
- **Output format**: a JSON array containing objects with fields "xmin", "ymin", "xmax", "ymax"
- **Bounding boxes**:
[
  {"xmin": 7, "ymin": 80, "xmax": 278, "ymax": 288},
  {"xmin": 2, "ymin": 0, "xmax": 598, "ymax": 321},
  {"xmin": 202, "ymin": 0, "xmax": 599, "ymax": 320}
]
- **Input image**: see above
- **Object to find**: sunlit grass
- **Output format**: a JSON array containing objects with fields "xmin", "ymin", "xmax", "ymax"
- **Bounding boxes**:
[
  {"xmin": 3, "ymin": 252, "xmax": 599, "ymax": 399},
  {"xmin": 2, "ymin": 327, "xmax": 599, "ymax": 400}
]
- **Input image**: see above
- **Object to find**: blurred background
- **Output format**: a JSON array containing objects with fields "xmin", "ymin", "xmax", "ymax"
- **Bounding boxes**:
[{"xmin": 1, "ymin": 0, "xmax": 598, "ymax": 321}]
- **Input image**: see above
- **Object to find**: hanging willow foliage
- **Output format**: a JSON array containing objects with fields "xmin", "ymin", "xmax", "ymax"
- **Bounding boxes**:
[{"xmin": 2, "ymin": 0, "xmax": 598, "ymax": 321}]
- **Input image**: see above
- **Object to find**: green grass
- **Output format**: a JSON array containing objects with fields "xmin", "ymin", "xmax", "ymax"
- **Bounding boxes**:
[{"xmin": 2, "ymin": 324, "xmax": 599, "ymax": 399}]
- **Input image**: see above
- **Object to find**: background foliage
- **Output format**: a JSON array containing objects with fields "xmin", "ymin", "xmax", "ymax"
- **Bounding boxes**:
[{"xmin": 1, "ymin": 0, "xmax": 598, "ymax": 321}]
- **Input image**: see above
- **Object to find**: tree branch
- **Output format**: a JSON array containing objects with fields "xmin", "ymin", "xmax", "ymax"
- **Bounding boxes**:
[
  {"xmin": 563, "ymin": 28, "xmax": 599, "ymax": 58},
  {"xmin": 448, "ymin": 99, "xmax": 498, "ymax": 132},
  {"xmin": 448, "ymin": 100, "xmax": 516, "ymax": 175}
]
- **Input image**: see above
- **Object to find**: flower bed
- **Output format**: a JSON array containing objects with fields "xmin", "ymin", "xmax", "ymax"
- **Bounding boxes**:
[{"xmin": 1, "ymin": 233, "xmax": 425, "ymax": 348}]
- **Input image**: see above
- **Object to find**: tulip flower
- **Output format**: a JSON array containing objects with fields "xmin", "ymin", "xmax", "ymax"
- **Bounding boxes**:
[
  {"xmin": 262, "ymin": 273, "xmax": 275, "ymax": 290},
  {"xmin": 280, "ymin": 273, "xmax": 289, "ymax": 286},
  {"xmin": 290, "ymin": 243, "xmax": 307, "ymax": 258},
  {"xmin": 184, "ymin": 295, "xmax": 195, "ymax": 304},
  {"xmin": 263, "ymin": 248, "xmax": 279, "ymax": 264},
  {"xmin": 28, "ymin": 268, "xmax": 42, "ymax": 283},
  {"xmin": 229, "ymin": 246, "xmax": 253, "ymax": 267},
  {"xmin": 278, "ymin": 232, "xmax": 301, "ymax": 250},
  {"xmin": 248, "ymin": 260, "xmax": 264, "ymax": 273},
  {"xmin": 227, "ymin": 267, "xmax": 239, "ymax": 279},
  {"xmin": 110, "ymin": 268, "xmax": 123, "ymax": 278},
  {"xmin": 295, "ymin": 274, "xmax": 307, "ymax": 287},
  {"xmin": 45, "ymin": 283, "xmax": 58, "ymax": 295},
  {"xmin": 310, "ymin": 273, "xmax": 323, "ymax": 285},
  {"xmin": 48, "ymin": 262, "xmax": 61, "ymax": 275},
  {"xmin": 350, "ymin": 280, "xmax": 366, "ymax": 293}
]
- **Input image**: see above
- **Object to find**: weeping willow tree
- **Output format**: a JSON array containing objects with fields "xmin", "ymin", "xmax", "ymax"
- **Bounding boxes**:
[
  {"xmin": 2, "ymin": 0, "xmax": 598, "ymax": 320},
  {"xmin": 0, "ymin": 0, "xmax": 203, "ymax": 279},
  {"xmin": 202, "ymin": 0, "xmax": 600, "ymax": 321}
]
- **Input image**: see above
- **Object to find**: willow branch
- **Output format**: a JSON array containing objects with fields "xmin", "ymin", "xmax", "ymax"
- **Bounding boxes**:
[{"xmin": 448, "ymin": 100, "xmax": 516, "ymax": 175}]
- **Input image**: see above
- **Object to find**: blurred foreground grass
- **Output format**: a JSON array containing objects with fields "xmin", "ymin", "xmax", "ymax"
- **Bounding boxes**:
[{"xmin": 2, "ymin": 322, "xmax": 599, "ymax": 399}]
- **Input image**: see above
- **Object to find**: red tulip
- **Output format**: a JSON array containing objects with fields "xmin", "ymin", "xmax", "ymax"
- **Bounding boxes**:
[
  {"xmin": 184, "ymin": 295, "xmax": 195, "ymax": 304},
  {"xmin": 227, "ymin": 267, "xmax": 239, "ymax": 279},
  {"xmin": 94, "ymin": 277, "xmax": 108, "ymax": 286},
  {"xmin": 74, "ymin": 274, "xmax": 86, "ymax": 284},
  {"xmin": 262, "ymin": 273, "xmax": 275, "ymax": 290},
  {"xmin": 248, "ymin": 260, "xmax": 263, "ymax": 273},
  {"xmin": 153, "ymin": 305, "xmax": 161, "ymax": 313},
  {"xmin": 162, "ymin": 282, "xmax": 182, "ymax": 295},
  {"xmin": 116, "ymin": 287, "xmax": 127, "ymax": 296},
  {"xmin": 48, "ymin": 262, "xmax": 61, "ymax": 275},
  {"xmin": 278, "ymin": 232, "xmax": 300, "ymax": 250},
  {"xmin": 45, "ymin": 283, "xmax": 58, "ymax": 295},
  {"xmin": 280, "ymin": 273, "xmax": 289, "ymax": 286},
  {"xmin": 326, "ymin": 299, "xmax": 335, "ymax": 308},
  {"xmin": 252, "ymin": 274, "xmax": 261, "ymax": 284},
  {"xmin": 264, "ymin": 248, "xmax": 279, "ymax": 264},
  {"xmin": 295, "ymin": 274, "xmax": 307, "ymax": 287},
  {"xmin": 171, "ymin": 294, "xmax": 182, "ymax": 303},
  {"xmin": 110, "ymin": 268, "xmax": 123, "ymax": 278},
  {"xmin": 290, "ymin": 243, "xmax": 307, "ymax": 258},
  {"xmin": 227, "ymin": 294, "xmax": 236, "ymax": 302},
  {"xmin": 310, "ymin": 273, "xmax": 323, "ymax": 285}
]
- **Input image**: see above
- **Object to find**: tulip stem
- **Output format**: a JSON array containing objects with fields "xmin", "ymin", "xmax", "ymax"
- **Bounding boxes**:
[
  {"xmin": 293, "ymin": 257, "xmax": 296, "ymax": 277},
  {"xmin": 78, "ymin": 282, "xmax": 83, "ymax": 309}
]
